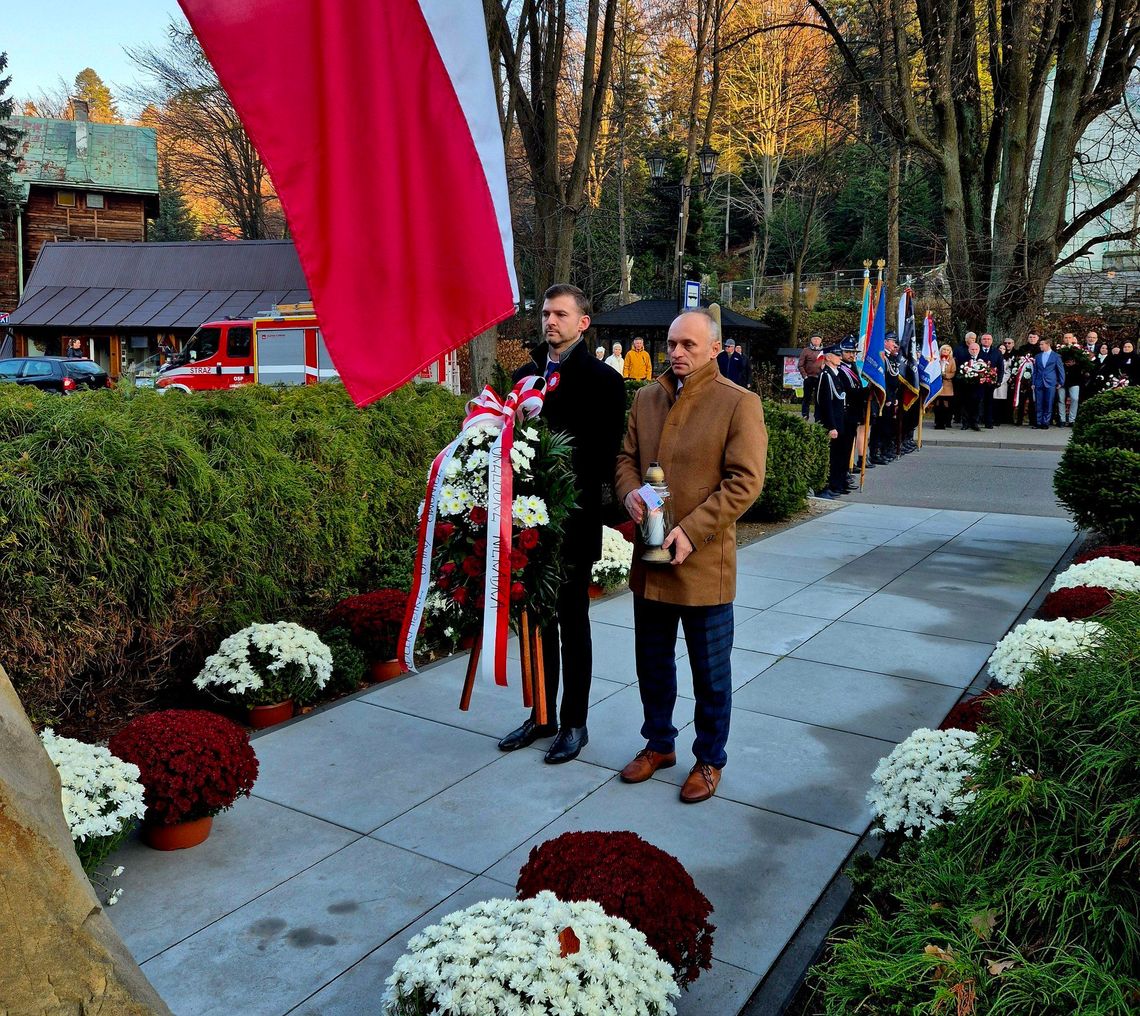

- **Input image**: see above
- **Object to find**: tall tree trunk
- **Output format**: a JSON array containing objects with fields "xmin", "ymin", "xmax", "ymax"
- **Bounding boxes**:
[
  {"xmin": 468, "ymin": 325, "xmax": 499, "ymax": 393},
  {"xmin": 618, "ymin": 136, "xmax": 631, "ymax": 303},
  {"xmin": 886, "ymin": 142, "xmax": 900, "ymax": 309}
]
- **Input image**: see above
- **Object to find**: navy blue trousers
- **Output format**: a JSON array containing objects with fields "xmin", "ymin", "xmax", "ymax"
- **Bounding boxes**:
[
  {"xmin": 1034, "ymin": 385, "xmax": 1057, "ymax": 426},
  {"xmin": 633, "ymin": 595, "xmax": 733, "ymax": 768}
]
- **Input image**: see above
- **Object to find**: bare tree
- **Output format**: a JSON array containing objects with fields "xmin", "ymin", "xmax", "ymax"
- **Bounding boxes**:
[
  {"xmin": 127, "ymin": 21, "xmax": 283, "ymax": 240},
  {"xmin": 811, "ymin": 0, "xmax": 1140, "ymax": 340},
  {"xmin": 486, "ymin": 0, "xmax": 619, "ymax": 296}
]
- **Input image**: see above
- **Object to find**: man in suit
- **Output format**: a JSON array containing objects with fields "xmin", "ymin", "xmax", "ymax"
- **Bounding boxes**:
[
  {"xmin": 616, "ymin": 308, "xmax": 766, "ymax": 802},
  {"xmin": 498, "ymin": 283, "xmax": 626, "ymax": 763},
  {"xmin": 977, "ymin": 332, "xmax": 1005, "ymax": 428},
  {"xmin": 952, "ymin": 331, "xmax": 975, "ymax": 426},
  {"xmin": 1033, "ymin": 337, "xmax": 1066, "ymax": 430},
  {"xmin": 959, "ymin": 340, "xmax": 985, "ymax": 431},
  {"xmin": 813, "ymin": 344, "xmax": 849, "ymax": 498},
  {"xmin": 716, "ymin": 338, "xmax": 751, "ymax": 388}
]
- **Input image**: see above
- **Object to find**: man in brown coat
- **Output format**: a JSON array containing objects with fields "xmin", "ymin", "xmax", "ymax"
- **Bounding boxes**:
[{"xmin": 615, "ymin": 309, "xmax": 767, "ymax": 803}]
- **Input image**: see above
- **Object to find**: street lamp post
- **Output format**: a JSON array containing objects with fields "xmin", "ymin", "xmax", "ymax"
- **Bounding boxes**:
[{"xmin": 649, "ymin": 145, "xmax": 719, "ymax": 309}]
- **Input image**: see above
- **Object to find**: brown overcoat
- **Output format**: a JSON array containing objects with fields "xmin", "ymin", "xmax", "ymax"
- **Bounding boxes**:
[{"xmin": 615, "ymin": 360, "xmax": 767, "ymax": 606}]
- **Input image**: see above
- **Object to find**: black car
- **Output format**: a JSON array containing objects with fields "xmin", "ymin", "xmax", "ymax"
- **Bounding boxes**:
[{"xmin": 0, "ymin": 356, "xmax": 112, "ymax": 393}]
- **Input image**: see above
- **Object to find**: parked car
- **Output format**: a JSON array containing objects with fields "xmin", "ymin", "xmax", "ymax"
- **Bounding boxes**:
[{"xmin": 0, "ymin": 356, "xmax": 113, "ymax": 393}]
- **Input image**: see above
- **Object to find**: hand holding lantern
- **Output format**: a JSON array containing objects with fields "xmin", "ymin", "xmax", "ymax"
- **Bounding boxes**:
[{"xmin": 639, "ymin": 462, "xmax": 674, "ymax": 564}]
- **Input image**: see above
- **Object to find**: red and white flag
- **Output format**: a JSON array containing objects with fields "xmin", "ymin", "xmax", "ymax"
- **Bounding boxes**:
[{"xmin": 178, "ymin": 0, "xmax": 518, "ymax": 406}]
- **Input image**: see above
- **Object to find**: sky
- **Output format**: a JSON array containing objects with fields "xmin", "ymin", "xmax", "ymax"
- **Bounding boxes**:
[{"xmin": 4, "ymin": 0, "xmax": 184, "ymax": 114}]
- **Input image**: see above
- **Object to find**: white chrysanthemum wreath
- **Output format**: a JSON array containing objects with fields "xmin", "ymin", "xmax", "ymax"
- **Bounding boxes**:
[
  {"xmin": 384, "ymin": 891, "xmax": 679, "ymax": 1016},
  {"xmin": 867, "ymin": 728, "xmax": 979, "ymax": 839},
  {"xmin": 1051, "ymin": 558, "xmax": 1140, "ymax": 594},
  {"xmin": 194, "ymin": 621, "xmax": 332, "ymax": 705},
  {"xmin": 987, "ymin": 618, "xmax": 1106, "ymax": 688}
]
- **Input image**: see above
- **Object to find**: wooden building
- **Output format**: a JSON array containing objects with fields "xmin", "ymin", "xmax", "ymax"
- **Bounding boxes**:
[
  {"xmin": 0, "ymin": 103, "xmax": 159, "ymax": 320},
  {"xmin": 6, "ymin": 240, "xmax": 310, "ymax": 378}
]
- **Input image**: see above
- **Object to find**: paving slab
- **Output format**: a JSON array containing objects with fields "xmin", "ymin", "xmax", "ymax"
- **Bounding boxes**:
[
  {"xmin": 109, "ymin": 795, "xmax": 358, "ymax": 963},
  {"xmin": 733, "ymin": 572, "xmax": 810, "ymax": 609},
  {"xmin": 589, "ymin": 590, "xmax": 761, "ymax": 632},
  {"xmin": 370, "ymin": 750, "xmax": 612, "ymax": 873},
  {"xmin": 572, "ymin": 683, "xmax": 697, "ymax": 771},
  {"xmin": 676, "ymin": 646, "xmax": 781, "ymax": 696},
  {"xmin": 484, "ymin": 778, "xmax": 857, "ymax": 976},
  {"xmin": 736, "ymin": 545, "xmax": 867, "ymax": 582},
  {"xmin": 251, "ymin": 702, "xmax": 496, "ymax": 832},
  {"xmin": 139, "ymin": 837, "xmax": 470, "ymax": 1016},
  {"xmin": 818, "ymin": 545, "xmax": 934, "ymax": 591},
  {"xmin": 840, "ymin": 589, "xmax": 1021, "ymax": 643},
  {"xmin": 792, "ymin": 621, "xmax": 994, "ymax": 686},
  {"xmin": 733, "ymin": 657, "xmax": 963, "ymax": 742},
  {"xmin": 655, "ymin": 709, "xmax": 891, "ymax": 834},
  {"xmin": 771, "ymin": 582, "xmax": 873, "ymax": 620},
  {"xmin": 732, "ymin": 609, "xmax": 832, "ymax": 655}
]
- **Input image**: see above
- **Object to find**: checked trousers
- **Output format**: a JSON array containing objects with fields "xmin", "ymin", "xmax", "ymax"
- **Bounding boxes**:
[{"xmin": 634, "ymin": 595, "xmax": 734, "ymax": 769}]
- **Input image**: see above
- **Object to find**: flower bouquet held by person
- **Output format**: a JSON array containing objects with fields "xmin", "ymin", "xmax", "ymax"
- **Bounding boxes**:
[
  {"xmin": 957, "ymin": 359, "xmax": 998, "ymax": 385},
  {"xmin": 399, "ymin": 377, "xmax": 577, "ymax": 718}
]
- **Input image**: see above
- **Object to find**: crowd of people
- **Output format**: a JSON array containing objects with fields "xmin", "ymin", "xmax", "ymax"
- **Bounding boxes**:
[
  {"xmin": 594, "ymin": 335, "xmax": 753, "ymax": 388},
  {"xmin": 930, "ymin": 330, "xmax": 1136, "ymax": 432}
]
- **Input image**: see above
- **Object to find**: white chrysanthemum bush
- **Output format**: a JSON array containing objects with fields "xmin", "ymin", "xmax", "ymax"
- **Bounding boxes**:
[
  {"xmin": 40, "ymin": 729, "xmax": 145, "ymax": 901},
  {"xmin": 592, "ymin": 526, "xmax": 634, "ymax": 588},
  {"xmin": 384, "ymin": 892, "xmax": 679, "ymax": 1016},
  {"xmin": 987, "ymin": 618, "xmax": 1106, "ymax": 688},
  {"xmin": 1051, "ymin": 557, "xmax": 1140, "ymax": 594},
  {"xmin": 867, "ymin": 728, "xmax": 979, "ymax": 839},
  {"xmin": 194, "ymin": 621, "xmax": 333, "ymax": 706}
]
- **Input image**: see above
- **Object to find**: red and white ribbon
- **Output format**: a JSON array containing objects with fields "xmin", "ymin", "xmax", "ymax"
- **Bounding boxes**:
[{"xmin": 399, "ymin": 376, "xmax": 548, "ymax": 685}]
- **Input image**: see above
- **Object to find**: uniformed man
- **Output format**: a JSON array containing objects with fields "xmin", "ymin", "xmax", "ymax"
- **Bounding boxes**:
[
  {"xmin": 814, "ymin": 343, "xmax": 848, "ymax": 499},
  {"xmin": 871, "ymin": 334, "xmax": 901, "ymax": 464},
  {"xmin": 838, "ymin": 335, "xmax": 868, "ymax": 478}
]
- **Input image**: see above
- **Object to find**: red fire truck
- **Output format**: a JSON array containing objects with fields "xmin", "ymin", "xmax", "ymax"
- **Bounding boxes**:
[
  {"xmin": 155, "ymin": 303, "xmax": 335, "ymax": 393},
  {"xmin": 154, "ymin": 302, "xmax": 460, "ymax": 394}
]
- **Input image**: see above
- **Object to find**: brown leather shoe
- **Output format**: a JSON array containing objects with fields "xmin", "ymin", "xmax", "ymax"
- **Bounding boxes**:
[
  {"xmin": 680, "ymin": 762, "xmax": 721, "ymax": 803},
  {"xmin": 620, "ymin": 747, "xmax": 677, "ymax": 783}
]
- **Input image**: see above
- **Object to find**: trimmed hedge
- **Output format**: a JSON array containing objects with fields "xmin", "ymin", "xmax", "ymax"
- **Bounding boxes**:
[
  {"xmin": 747, "ymin": 408, "xmax": 830, "ymax": 521},
  {"xmin": 0, "ymin": 382, "xmax": 464, "ymax": 726},
  {"xmin": 1056, "ymin": 386, "xmax": 1140, "ymax": 541}
]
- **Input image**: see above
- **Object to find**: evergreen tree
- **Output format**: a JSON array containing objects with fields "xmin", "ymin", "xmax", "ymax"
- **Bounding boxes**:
[
  {"xmin": 148, "ymin": 163, "xmax": 197, "ymax": 241},
  {"xmin": 0, "ymin": 52, "xmax": 24, "ymax": 223},
  {"xmin": 72, "ymin": 67, "xmax": 120, "ymax": 122}
]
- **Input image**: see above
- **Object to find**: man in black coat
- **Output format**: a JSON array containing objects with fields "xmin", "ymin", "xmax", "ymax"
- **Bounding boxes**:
[
  {"xmin": 715, "ymin": 338, "xmax": 751, "ymax": 387},
  {"xmin": 814, "ymin": 344, "xmax": 848, "ymax": 498},
  {"xmin": 977, "ymin": 332, "xmax": 1005, "ymax": 428},
  {"xmin": 499, "ymin": 283, "xmax": 626, "ymax": 764}
]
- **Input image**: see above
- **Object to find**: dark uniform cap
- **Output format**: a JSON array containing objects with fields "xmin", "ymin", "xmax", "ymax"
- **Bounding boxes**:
[
  {"xmin": 823, "ymin": 343, "xmax": 844, "ymax": 356},
  {"xmin": 840, "ymin": 335, "xmax": 858, "ymax": 352}
]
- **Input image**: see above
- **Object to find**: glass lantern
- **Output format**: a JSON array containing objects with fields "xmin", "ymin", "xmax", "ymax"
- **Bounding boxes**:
[{"xmin": 640, "ymin": 461, "xmax": 674, "ymax": 564}]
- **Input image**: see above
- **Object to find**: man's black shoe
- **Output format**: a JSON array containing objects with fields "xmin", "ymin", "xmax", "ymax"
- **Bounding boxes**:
[
  {"xmin": 498, "ymin": 718, "xmax": 557, "ymax": 752},
  {"xmin": 544, "ymin": 726, "xmax": 588, "ymax": 764},
  {"xmin": 815, "ymin": 489, "xmax": 839, "ymax": 499}
]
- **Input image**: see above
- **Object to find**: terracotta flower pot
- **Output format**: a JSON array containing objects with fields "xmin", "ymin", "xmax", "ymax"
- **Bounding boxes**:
[
  {"xmin": 588, "ymin": 583, "xmax": 606, "ymax": 599},
  {"xmin": 143, "ymin": 815, "xmax": 213, "ymax": 851},
  {"xmin": 248, "ymin": 699, "xmax": 294, "ymax": 729},
  {"xmin": 369, "ymin": 658, "xmax": 403, "ymax": 683}
]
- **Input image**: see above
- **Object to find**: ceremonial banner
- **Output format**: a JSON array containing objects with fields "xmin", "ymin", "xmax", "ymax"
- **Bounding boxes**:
[
  {"xmin": 179, "ymin": 0, "xmax": 518, "ymax": 406},
  {"xmin": 855, "ymin": 266, "xmax": 872, "ymax": 373},
  {"xmin": 896, "ymin": 289, "xmax": 921, "ymax": 411},
  {"xmin": 920, "ymin": 312, "xmax": 943, "ymax": 407},
  {"xmin": 862, "ymin": 282, "xmax": 888, "ymax": 406}
]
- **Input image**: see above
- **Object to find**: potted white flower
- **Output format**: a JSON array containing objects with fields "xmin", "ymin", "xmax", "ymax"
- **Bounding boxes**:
[
  {"xmin": 194, "ymin": 621, "xmax": 333, "ymax": 728},
  {"xmin": 40, "ymin": 728, "xmax": 146, "ymax": 904},
  {"xmin": 384, "ymin": 891, "xmax": 679, "ymax": 1016},
  {"xmin": 987, "ymin": 617, "xmax": 1106, "ymax": 688},
  {"xmin": 590, "ymin": 525, "xmax": 635, "ymax": 597}
]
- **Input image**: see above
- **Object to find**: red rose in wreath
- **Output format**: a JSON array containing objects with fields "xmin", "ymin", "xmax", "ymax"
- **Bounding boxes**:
[
  {"xmin": 470, "ymin": 507, "xmax": 488, "ymax": 525},
  {"xmin": 510, "ymin": 582, "xmax": 525, "ymax": 602},
  {"xmin": 462, "ymin": 556, "xmax": 483, "ymax": 578},
  {"xmin": 510, "ymin": 549, "xmax": 529, "ymax": 572},
  {"xmin": 452, "ymin": 587, "xmax": 469, "ymax": 606},
  {"xmin": 435, "ymin": 521, "xmax": 455, "ymax": 541},
  {"xmin": 518, "ymin": 528, "xmax": 540, "ymax": 550}
]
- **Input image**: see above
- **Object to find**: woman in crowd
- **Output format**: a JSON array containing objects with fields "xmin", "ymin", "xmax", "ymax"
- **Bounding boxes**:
[
  {"xmin": 933, "ymin": 343, "xmax": 956, "ymax": 429},
  {"xmin": 993, "ymin": 339, "xmax": 1015, "ymax": 424},
  {"xmin": 1119, "ymin": 340, "xmax": 1138, "ymax": 384}
]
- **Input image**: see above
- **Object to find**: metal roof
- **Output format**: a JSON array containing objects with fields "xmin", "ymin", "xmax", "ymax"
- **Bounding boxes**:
[
  {"xmin": 9, "ymin": 116, "xmax": 159, "ymax": 202},
  {"xmin": 8, "ymin": 241, "xmax": 311, "ymax": 331},
  {"xmin": 592, "ymin": 298, "xmax": 768, "ymax": 330}
]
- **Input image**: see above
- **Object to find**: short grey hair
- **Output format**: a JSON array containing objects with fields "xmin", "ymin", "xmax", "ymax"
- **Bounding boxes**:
[
  {"xmin": 675, "ymin": 308, "xmax": 720, "ymax": 344},
  {"xmin": 964, "ymin": 331, "xmax": 977, "ymax": 343}
]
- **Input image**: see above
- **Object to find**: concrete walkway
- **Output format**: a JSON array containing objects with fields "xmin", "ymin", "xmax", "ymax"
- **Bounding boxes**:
[{"xmin": 107, "ymin": 503, "xmax": 1077, "ymax": 1016}]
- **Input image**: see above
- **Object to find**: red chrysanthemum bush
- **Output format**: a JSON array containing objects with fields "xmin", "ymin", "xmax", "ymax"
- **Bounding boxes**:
[
  {"xmin": 1073, "ymin": 544, "xmax": 1140, "ymax": 566},
  {"xmin": 326, "ymin": 589, "xmax": 408, "ymax": 660},
  {"xmin": 515, "ymin": 830, "xmax": 715, "ymax": 986},
  {"xmin": 1038, "ymin": 585, "xmax": 1116, "ymax": 620},
  {"xmin": 109, "ymin": 710, "xmax": 259, "ymax": 826},
  {"xmin": 939, "ymin": 689, "xmax": 1007, "ymax": 733}
]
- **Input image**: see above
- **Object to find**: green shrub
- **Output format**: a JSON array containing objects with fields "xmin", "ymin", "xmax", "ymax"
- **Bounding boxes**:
[
  {"xmin": 745, "ymin": 408, "xmax": 830, "ymax": 521},
  {"xmin": 0, "ymin": 381, "xmax": 464, "ymax": 728},
  {"xmin": 1074, "ymin": 408, "xmax": 1140, "ymax": 453},
  {"xmin": 1054, "ymin": 445, "xmax": 1140, "ymax": 541},
  {"xmin": 321, "ymin": 627, "xmax": 368, "ymax": 696},
  {"xmin": 814, "ymin": 596, "xmax": 1140, "ymax": 1013},
  {"xmin": 1071, "ymin": 386, "xmax": 1140, "ymax": 444}
]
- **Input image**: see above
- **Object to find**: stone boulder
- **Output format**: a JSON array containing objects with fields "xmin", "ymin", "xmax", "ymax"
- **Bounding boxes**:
[{"xmin": 0, "ymin": 666, "xmax": 171, "ymax": 1015}]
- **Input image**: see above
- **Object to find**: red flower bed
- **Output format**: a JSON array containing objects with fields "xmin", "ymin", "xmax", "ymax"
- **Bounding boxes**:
[
  {"xmin": 1039, "ymin": 585, "xmax": 1115, "ymax": 620},
  {"xmin": 110, "ymin": 710, "xmax": 258, "ymax": 825},
  {"xmin": 939, "ymin": 689, "xmax": 1007, "ymax": 733},
  {"xmin": 1073, "ymin": 544, "xmax": 1140, "ymax": 566},
  {"xmin": 327, "ymin": 589, "xmax": 408, "ymax": 660},
  {"xmin": 516, "ymin": 830, "xmax": 714, "ymax": 985}
]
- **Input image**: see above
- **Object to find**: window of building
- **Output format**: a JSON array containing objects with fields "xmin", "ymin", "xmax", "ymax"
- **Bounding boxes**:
[
  {"xmin": 56, "ymin": 191, "xmax": 76, "ymax": 208},
  {"xmin": 86, "ymin": 193, "xmax": 105, "ymax": 209}
]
